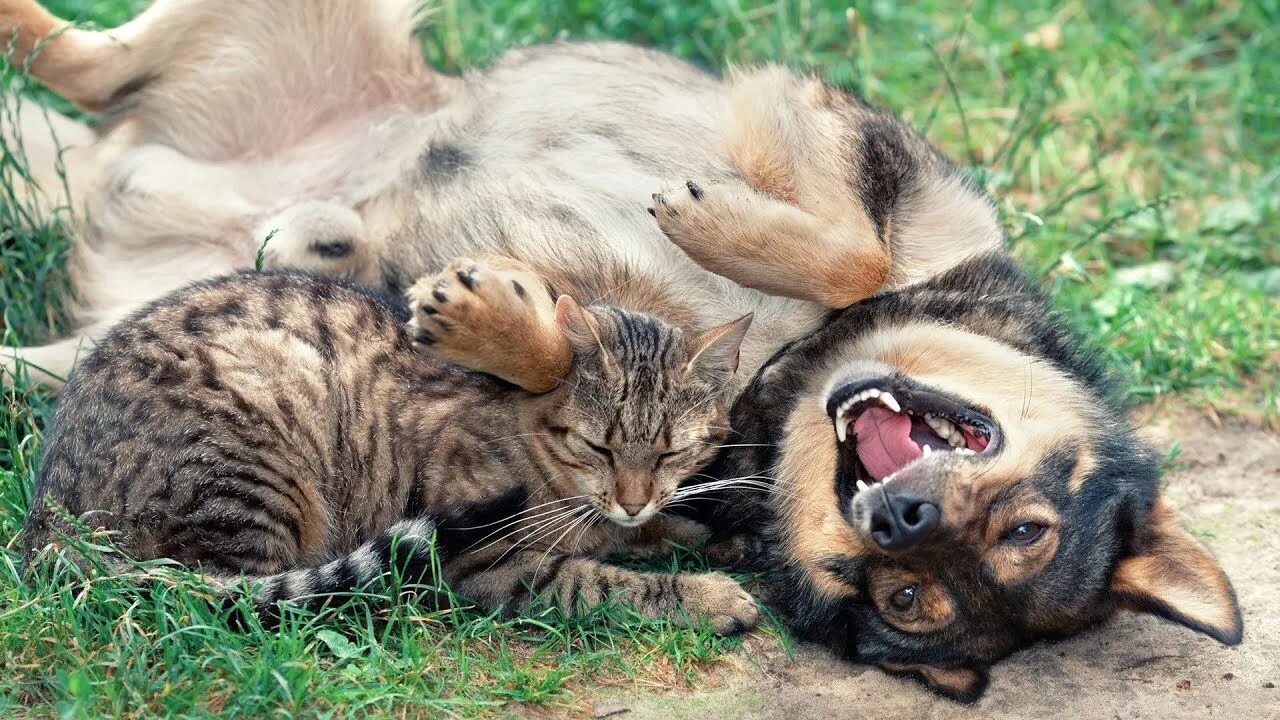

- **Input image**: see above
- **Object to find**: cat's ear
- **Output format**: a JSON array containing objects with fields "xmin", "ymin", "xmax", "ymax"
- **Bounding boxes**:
[
  {"xmin": 686, "ymin": 314, "xmax": 753, "ymax": 379},
  {"xmin": 555, "ymin": 295, "xmax": 608, "ymax": 358},
  {"xmin": 1109, "ymin": 498, "xmax": 1243, "ymax": 645}
]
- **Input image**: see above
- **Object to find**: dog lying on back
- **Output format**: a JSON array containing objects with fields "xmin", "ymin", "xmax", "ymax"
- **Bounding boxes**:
[{"xmin": 1, "ymin": 0, "xmax": 1242, "ymax": 701}]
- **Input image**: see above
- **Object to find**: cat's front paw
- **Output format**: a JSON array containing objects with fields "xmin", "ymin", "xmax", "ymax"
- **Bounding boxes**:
[
  {"xmin": 406, "ymin": 258, "xmax": 570, "ymax": 392},
  {"xmin": 680, "ymin": 571, "xmax": 761, "ymax": 636}
]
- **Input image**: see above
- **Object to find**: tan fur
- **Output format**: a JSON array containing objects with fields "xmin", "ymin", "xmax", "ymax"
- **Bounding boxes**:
[
  {"xmin": 407, "ymin": 257, "xmax": 571, "ymax": 393},
  {"xmin": 880, "ymin": 662, "xmax": 986, "ymax": 700},
  {"xmin": 981, "ymin": 491, "xmax": 1061, "ymax": 586},
  {"xmin": 775, "ymin": 399, "xmax": 863, "ymax": 600},
  {"xmin": 653, "ymin": 180, "xmax": 891, "ymax": 308},
  {"xmin": 1110, "ymin": 499, "xmax": 1240, "ymax": 638}
]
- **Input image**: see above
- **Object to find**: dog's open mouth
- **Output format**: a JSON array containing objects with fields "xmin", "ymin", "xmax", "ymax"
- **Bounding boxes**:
[{"xmin": 826, "ymin": 379, "xmax": 997, "ymax": 491}]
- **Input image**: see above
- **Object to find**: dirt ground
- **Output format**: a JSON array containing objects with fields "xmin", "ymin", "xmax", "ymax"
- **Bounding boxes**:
[{"xmin": 594, "ymin": 405, "xmax": 1280, "ymax": 719}]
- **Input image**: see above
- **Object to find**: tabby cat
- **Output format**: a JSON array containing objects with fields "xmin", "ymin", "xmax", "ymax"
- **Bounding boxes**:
[{"xmin": 23, "ymin": 261, "xmax": 760, "ymax": 633}]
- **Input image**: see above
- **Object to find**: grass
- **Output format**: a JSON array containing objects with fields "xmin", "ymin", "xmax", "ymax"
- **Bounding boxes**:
[{"xmin": 2, "ymin": 0, "xmax": 1278, "ymax": 717}]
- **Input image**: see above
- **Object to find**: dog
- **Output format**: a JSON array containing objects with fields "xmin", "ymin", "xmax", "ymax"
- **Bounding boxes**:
[{"xmin": 0, "ymin": 0, "xmax": 1242, "ymax": 701}]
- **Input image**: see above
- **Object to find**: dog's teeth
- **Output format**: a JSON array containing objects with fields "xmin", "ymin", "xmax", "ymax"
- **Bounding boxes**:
[
  {"xmin": 835, "ymin": 419, "xmax": 848, "ymax": 443},
  {"xmin": 856, "ymin": 479, "xmax": 869, "ymax": 492},
  {"xmin": 880, "ymin": 392, "xmax": 901, "ymax": 413},
  {"xmin": 922, "ymin": 444, "xmax": 933, "ymax": 457},
  {"xmin": 926, "ymin": 414, "xmax": 958, "ymax": 440},
  {"xmin": 956, "ymin": 447, "xmax": 976, "ymax": 456}
]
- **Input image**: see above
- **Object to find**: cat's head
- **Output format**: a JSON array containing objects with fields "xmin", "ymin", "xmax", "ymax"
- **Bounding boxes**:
[{"xmin": 538, "ymin": 296, "xmax": 752, "ymax": 527}]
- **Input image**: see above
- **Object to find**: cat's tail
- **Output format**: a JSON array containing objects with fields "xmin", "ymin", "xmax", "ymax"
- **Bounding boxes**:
[
  {"xmin": 209, "ymin": 518, "xmax": 450, "ymax": 617},
  {"xmin": 24, "ymin": 488, "xmax": 526, "ymax": 622}
]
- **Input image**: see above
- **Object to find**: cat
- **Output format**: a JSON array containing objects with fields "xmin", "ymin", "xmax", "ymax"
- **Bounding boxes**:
[{"xmin": 22, "ymin": 259, "xmax": 760, "ymax": 634}]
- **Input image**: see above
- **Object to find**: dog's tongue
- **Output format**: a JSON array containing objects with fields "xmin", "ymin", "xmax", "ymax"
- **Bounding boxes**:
[{"xmin": 853, "ymin": 407, "xmax": 921, "ymax": 481}]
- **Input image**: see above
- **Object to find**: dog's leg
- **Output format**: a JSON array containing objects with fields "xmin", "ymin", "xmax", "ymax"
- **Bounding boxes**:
[
  {"xmin": 652, "ymin": 178, "xmax": 890, "ymax": 308},
  {"xmin": 0, "ymin": 322, "xmax": 112, "ymax": 388},
  {"xmin": 0, "ymin": 0, "xmax": 164, "ymax": 112},
  {"xmin": 653, "ymin": 67, "xmax": 1003, "ymax": 308},
  {"xmin": 2, "ymin": 0, "xmax": 440, "ymax": 156},
  {"xmin": 1, "ymin": 101, "xmax": 95, "ymax": 216},
  {"xmin": 406, "ymin": 257, "xmax": 573, "ymax": 394}
]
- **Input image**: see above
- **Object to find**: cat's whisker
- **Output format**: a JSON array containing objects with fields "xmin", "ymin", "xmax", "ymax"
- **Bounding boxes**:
[
  {"xmin": 672, "ymin": 478, "xmax": 782, "ymax": 499},
  {"xmin": 508, "ymin": 504, "xmax": 593, "ymax": 555},
  {"xmin": 496, "ymin": 506, "xmax": 595, "ymax": 573},
  {"xmin": 675, "ymin": 481, "xmax": 773, "ymax": 499},
  {"xmin": 466, "ymin": 504, "xmax": 587, "ymax": 557},
  {"xmin": 456, "ymin": 505, "xmax": 588, "ymax": 555},
  {"xmin": 534, "ymin": 509, "xmax": 597, "ymax": 578},
  {"xmin": 453, "ymin": 494, "xmax": 589, "ymax": 532},
  {"xmin": 453, "ymin": 489, "xmax": 586, "ymax": 535},
  {"xmin": 681, "ymin": 475, "xmax": 780, "ymax": 493},
  {"xmin": 679, "ymin": 476, "xmax": 778, "ymax": 492},
  {"xmin": 688, "ymin": 472, "xmax": 777, "ymax": 483},
  {"xmin": 569, "ymin": 513, "xmax": 601, "ymax": 553}
]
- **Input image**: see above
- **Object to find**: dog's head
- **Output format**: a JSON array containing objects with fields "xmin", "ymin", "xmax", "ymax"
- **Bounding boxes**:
[{"xmin": 724, "ymin": 255, "xmax": 1242, "ymax": 702}]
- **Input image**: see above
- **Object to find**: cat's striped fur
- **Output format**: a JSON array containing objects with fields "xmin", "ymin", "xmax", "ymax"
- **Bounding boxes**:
[{"xmin": 23, "ymin": 270, "xmax": 760, "ymax": 633}]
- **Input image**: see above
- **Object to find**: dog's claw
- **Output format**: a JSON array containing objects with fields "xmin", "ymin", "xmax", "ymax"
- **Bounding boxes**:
[{"xmin": 686, "ymin": 180, "xmax": 703, "ymax": 200}]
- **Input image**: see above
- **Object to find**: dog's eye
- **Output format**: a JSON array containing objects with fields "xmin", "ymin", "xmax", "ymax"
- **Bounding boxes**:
[
  {"xmin": 890, "ymin": 585, "xmax": 917, "ymax": 612},
  {"xmin": 1003, "ymin": 522, "xmax": 1047, "ymax": 546}
]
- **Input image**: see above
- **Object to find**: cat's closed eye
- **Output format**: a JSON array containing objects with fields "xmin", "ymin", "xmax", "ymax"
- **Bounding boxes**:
[
  {"xmin": 578, "ymin": 436, "xmax": 614, "ymax": 460},
  {"xmin": 552, "ymin": 426, "xmax": 614, "ymax": 462}
]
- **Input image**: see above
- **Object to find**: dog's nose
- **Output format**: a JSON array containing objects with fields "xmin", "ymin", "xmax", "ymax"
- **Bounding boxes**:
[
  {"xmin": 869, "ymin": 492, "xmax": 939, "ymax": 551},
  {"xmin": 619, "ymin": 501, "xmax": 646, "ymax": 517}
]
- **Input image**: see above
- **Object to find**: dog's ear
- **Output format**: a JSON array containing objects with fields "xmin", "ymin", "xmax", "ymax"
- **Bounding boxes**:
[
  {"xmin": 1110, "ymin": 498, "xmax": 1243, "ymax": 645},
  {"xmin": 686, "ymin": 313, "xmax": 753, "ymax": 379},
  {"xmin": 881, "ymin": 662, "xmax": 989, "ymax": 704}
]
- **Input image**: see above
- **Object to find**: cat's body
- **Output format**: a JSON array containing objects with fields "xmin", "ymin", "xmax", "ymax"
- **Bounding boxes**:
[{"xmin": 24, "ymin": 268, "xmax": 760, "ymax": 633}]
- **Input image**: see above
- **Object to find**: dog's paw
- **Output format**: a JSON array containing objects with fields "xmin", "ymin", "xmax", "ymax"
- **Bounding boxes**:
[
  {"xmin": 406, "ymin": 258, "xmax": 567, "ymax": 392},
  {"xmin": 408, "ymin": 258, "xmax": 542, "ymax": 349},
  {"xmin": 680, "ymin": 571, "xmax": 761, "ymax": 636},
  {"xmin": 649, "ymin": 180, "xmax": 758, "ymax": 261}
]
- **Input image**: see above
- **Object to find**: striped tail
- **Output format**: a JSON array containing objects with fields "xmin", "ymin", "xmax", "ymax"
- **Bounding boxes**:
[
  {"xmin": 221, "ymin": 518, "xmax": 449, "ymax": 617},
  {"xmin": 218, "ymin": 488, "xmax": 529, "ymax": 622}
]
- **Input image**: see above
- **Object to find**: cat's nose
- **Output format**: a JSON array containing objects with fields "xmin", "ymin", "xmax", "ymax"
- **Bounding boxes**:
[{"xmin": 619, "ymin": 501, "xmax": 646, "ymax": 517}]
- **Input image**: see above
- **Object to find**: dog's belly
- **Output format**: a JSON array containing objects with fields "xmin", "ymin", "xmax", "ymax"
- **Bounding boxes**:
[
  {"xmin": 67, "ymin": 41, "xmax": 826, "ymax": 377},
  {"xmin": 358, "ymin": 44, "xmax": 829, "ymax": 376}
]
